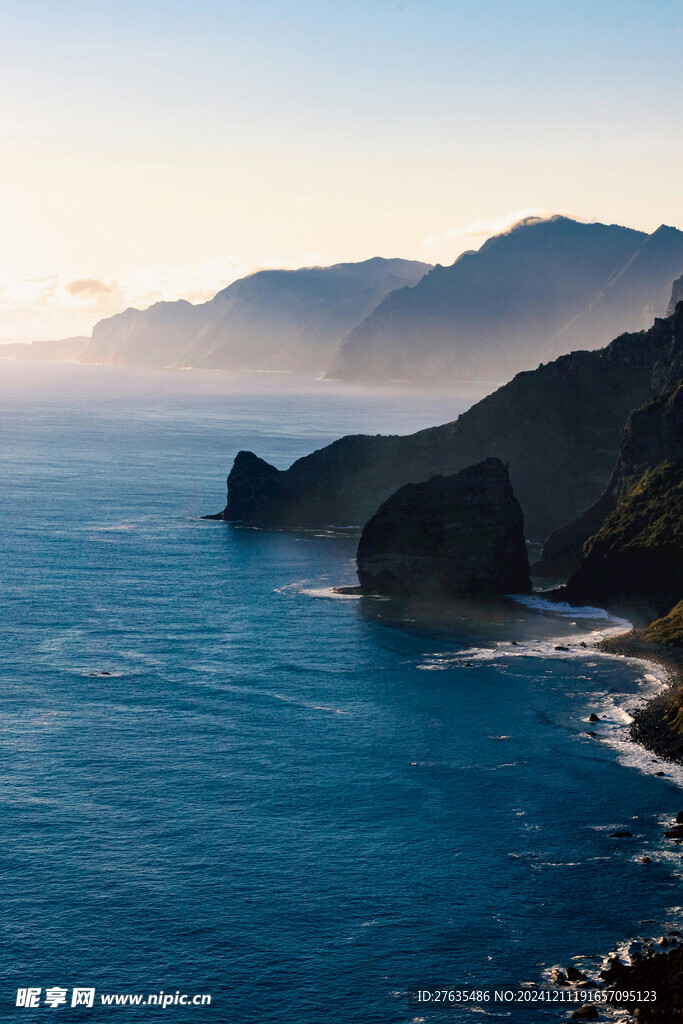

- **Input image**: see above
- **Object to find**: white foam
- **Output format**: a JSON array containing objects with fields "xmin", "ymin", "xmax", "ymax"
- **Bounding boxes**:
[
  {"xmin": 274, "ymin": 579, "xmax": 361, "ymax": 600},
  {"xmin": 512, "ymin": 593, "xmax": 632, "ymax": 628}
]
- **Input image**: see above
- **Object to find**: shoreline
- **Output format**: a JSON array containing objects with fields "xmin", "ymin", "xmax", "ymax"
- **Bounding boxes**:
[
  {"xmin": 597, "ymin": 630, "xmax": 683, "ymax": 765},
  {"xmin": 551, "ymin": 628, "xmax": 683, "ymax": 1021}
]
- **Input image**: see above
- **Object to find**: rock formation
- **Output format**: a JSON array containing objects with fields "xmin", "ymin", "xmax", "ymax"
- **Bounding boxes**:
[{"xmin": 355, "ymin": 458, "xmax": 531, "ymax": 597}]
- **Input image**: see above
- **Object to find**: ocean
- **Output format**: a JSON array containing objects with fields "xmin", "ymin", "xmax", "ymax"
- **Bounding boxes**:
[{"xmin": 0, "ymin": 360, "xmax": 681, "ymax": 1023}]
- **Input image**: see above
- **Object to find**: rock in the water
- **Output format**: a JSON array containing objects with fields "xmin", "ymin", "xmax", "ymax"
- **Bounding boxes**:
[
  {"xmin": 589, "ymin": 713, "xmax": 601, "ymax": 722},
  {"xmin": 600, "ymin": 956, "xmax": 625, "ymax": 981},
  {"xmin": 610, "ymin": 830, "xmax": 633, "ymax": 838},
  {"xmin": 566, "ymin": 966, "xmax": 587, "ymax": 982},
  {"xmin": 355, "ymin": 458, "xmax": 531, "ymax": 597}
]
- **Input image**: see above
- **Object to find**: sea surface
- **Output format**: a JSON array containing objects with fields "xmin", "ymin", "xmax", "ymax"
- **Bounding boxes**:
[{"xmin": 0, "ymin": 361, "xmax": 681, "ymax": 1023}]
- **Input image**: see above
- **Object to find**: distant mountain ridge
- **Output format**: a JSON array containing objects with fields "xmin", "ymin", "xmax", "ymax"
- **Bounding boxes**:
[
  {"xmin": 327, "ymin": 217, "xmax": 683, "ymax": 382},
  {"xmin": 81, "ymin": 258, "xmax": 431, "ymax": 372},
  {"xmin": 0, "ymin": 336, "xmax": 90, "ymax": 362}
]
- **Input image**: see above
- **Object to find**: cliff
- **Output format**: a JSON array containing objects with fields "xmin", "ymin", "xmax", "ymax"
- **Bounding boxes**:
[
  {"xmin": 540, "ymin": 309, "xmax": 683, "ymax": 574},
  {"xmin": 564, "ymin": 458, "xmax": 683, "ymax": 616},
  {"xmin": 325, "ymin": 217, "xmax": 683, "ymax": 383},
  {"xmin": 81, "ymin": 258, "xmax": 430, "ymax": 372},
  {"xmin": 356, "ymin": 458, "xmax": 530, "ymax": 597},
  {"xmin": 217, "ymin": 311, "xmax": 677, "ymax": 541}
]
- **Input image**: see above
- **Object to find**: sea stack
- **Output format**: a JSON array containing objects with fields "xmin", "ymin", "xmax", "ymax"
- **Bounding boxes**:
[{"xmin": 356, "ymin": 457, "xmax": 531, "ymax": 597}]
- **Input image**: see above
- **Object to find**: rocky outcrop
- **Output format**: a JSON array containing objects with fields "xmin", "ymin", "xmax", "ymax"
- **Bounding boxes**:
[
  {"xmin": 538, "ymin": 307, "xmax": 683, "ymax": 574},
  {"xmin": 356, "ymin": 458, "xmax": 531, "ymax": 597},
  {"xmin": 325, "ymin": 217, "xmax": 683, "ymax": 384},
  {"xmin": 81, "ymin": 258, "xmax": 430, "ymax": 372},
  {"xmin": 217, "ymin": 310, "xmax": 679, "ymax": 541},
  {"xmin": 643, "ymin": 602, "xmax": 683, "ymax": 648}
]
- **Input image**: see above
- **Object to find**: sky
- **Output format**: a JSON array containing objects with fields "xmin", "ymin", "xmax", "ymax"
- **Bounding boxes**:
[{"xmin": 0, "ymin": 0, "xmax": 680, "ymax": 340}]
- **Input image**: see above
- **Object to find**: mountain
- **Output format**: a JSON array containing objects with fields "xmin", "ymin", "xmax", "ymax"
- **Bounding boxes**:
[
  {"xmin": 181, "ymin": 259, "xmax": 431, "ymax": 372},
  {"xmin": 541, "ymin": 225, "xmax": 683, "ymax": 361},
  {"xmin": 83, "ymin": 301, "xmax": 210, "ymax": 367},
  {"xmin": 214, "ymin": 306, "xmax": 682, "ymax": 541},
  {"xmin": 326, "ymin": 217, "xmax": 683, "ymax": 383},
  {"xmin": 81, "ymin": 258, "xmax": 431, "ymax": 372}
]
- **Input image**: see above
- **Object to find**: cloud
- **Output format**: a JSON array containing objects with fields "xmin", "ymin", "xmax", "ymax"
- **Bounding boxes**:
[
  {"xmin": 0, "ymin": 257, "xmax": 250, "ymax": 339},
  {"xmin": 423, "ymin": 207, "xmax": 558, "ymax": 254},
  {"xmin": 66, "ymin": 278, "xmax": 115, "ymax": 297}
]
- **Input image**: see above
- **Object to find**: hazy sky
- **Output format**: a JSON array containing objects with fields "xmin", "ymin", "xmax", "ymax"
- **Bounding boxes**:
[{"xmin": 0, "ymin": 0, "xmax": 680, "ymax": 339}]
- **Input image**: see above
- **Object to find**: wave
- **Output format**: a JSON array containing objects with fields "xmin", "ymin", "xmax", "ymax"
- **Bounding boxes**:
[
  {"xmin": 275, "ymin": 579, "xmax": 361, "ymax": 600},
  {"xmin": 512, "ymin": 593, "xmax": 632, "ymax": 628}
]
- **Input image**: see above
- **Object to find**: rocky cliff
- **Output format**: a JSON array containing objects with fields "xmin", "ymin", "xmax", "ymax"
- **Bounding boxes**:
[
  {"xmin": 217, "ymin": 311, "xmax": 678, "ymax": 541},
  {"xmin": 326, "ymin": 217, "xmax": 683, "ymax": 383},
  {"xmin": 356, "ymin": 458, "xmax": 531, "ymax": 597}
]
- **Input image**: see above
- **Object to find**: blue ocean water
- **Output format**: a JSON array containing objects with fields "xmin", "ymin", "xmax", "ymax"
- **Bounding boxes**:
[{"xmin": 0, "ymin": 361, "xmax": 681, "ymax": 1023}]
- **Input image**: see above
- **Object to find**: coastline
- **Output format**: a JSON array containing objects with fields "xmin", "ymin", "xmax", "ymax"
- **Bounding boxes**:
[
  {"xmin": 552, "ymin": 627, "xmax": 683, "ymax": 1021},
  {"xmin": 597, "ymin": 630, "xmax": 683, "ymax": 764}
]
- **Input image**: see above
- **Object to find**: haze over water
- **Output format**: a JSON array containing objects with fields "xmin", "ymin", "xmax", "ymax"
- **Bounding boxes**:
[{"xmin": 1, "ymin": 361, "xmax": 681, "ymax": 1023}]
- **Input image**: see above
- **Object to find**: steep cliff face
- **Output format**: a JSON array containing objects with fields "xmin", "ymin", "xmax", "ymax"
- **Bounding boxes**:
[
  {"xmin": 218, "ymin": 312, "xmax": 677, "ymax": 541},
  {"xmin": 325, "ymin": 217, "xmax": 683, "ymax": 383},
  {"xmin": 355, "ymin": 458, "xmax": 530, "ymax": 597},
  {"xmin": 540, "ymin": 307, "xmax": 683, "ymax": 573}
]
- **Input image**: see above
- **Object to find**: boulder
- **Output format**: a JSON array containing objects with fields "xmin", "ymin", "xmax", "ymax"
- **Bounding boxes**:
[{"xmin": 355, "ymin": 458, "xmax": 531, "ymax": 597}]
